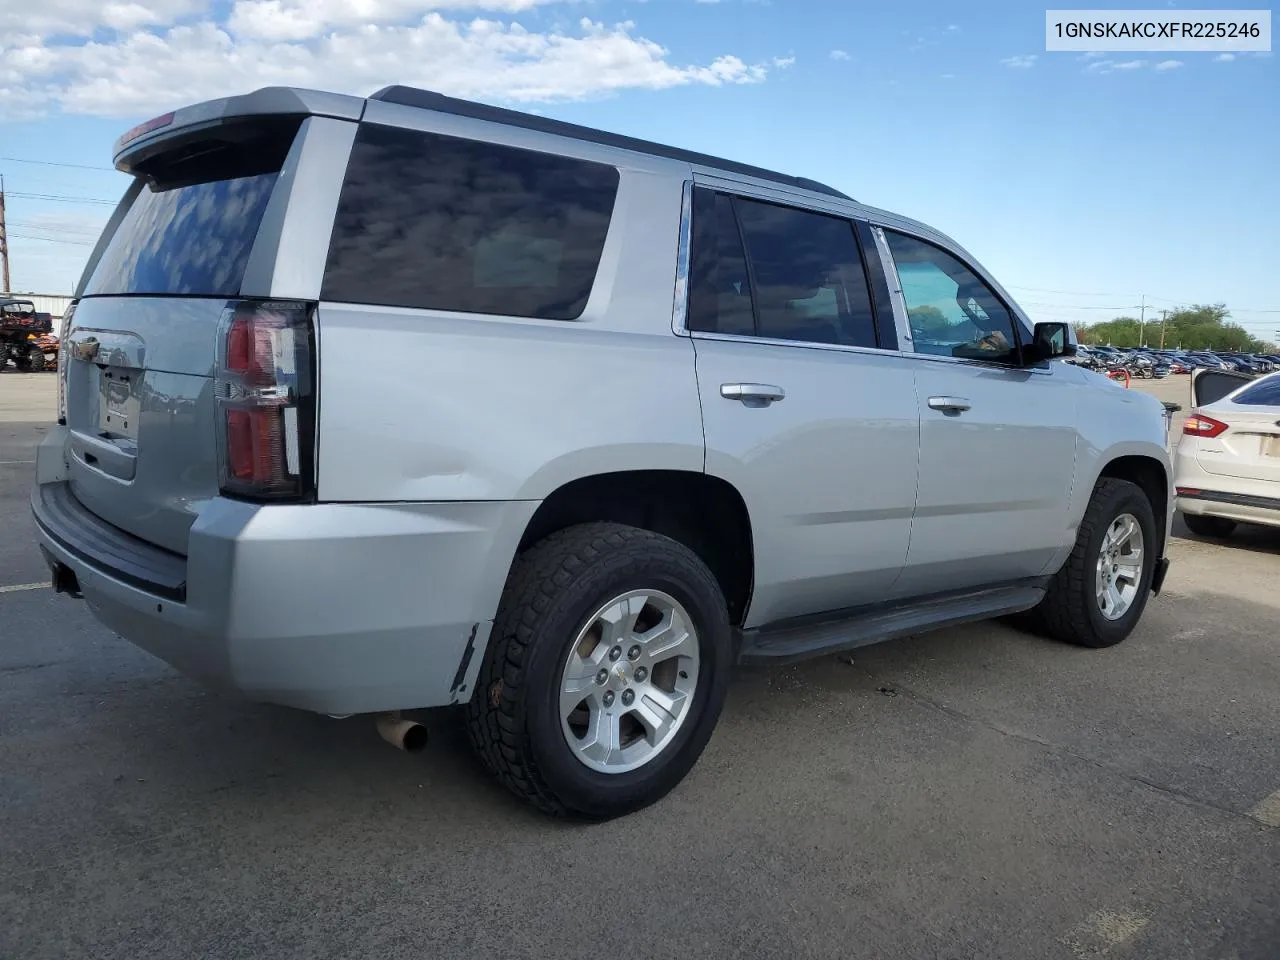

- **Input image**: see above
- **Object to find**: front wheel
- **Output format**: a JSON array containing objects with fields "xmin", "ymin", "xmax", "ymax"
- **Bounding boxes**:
[
  {"xmin": 466, "ymin": 523, "xmax": 732, "ymax": 819},
  {"xmin": 1023, "ymin": 478, "xmax": 1158, "ymax": 648}
]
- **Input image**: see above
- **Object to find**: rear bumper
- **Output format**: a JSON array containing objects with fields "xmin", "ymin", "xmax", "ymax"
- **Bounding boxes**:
[
  {"xmin": 1177, "ymin": 490, "xmax": 1280, "ymax": 528},
  {"xmin": 1173, "ymin": 442, "xmax": 1280, "ymax": 529},
  {"xmin": 32, "ymin": 432, "xmax": 537, "ymax": 714}
]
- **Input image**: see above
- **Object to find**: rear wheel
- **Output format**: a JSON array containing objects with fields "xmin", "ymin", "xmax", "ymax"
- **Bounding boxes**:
[
  {"xmin": 466, "ymin": 522, "xmax": 732, "ymax": 819},
  {"xmin": 1023, "ymin": 478, "xmax": 1157, "ymax": 648},
  {"xmin": 1182, "ymin": 513, "xmax": 1236, "ymax": 539}
]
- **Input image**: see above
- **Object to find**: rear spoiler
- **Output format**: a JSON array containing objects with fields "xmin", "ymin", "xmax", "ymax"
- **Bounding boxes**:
[{"xmin": 112, "ymin": 87, "xmax": 366, "ymax": 173}]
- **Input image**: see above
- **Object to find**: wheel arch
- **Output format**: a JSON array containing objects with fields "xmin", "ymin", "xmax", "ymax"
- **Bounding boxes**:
[
  {"xmin": 1094, "ymin": 451, "xmax": 1172, "ymax": 553},
  {"xmin": 513, "ymin": 469, "xmax": 756, "ymax": 626}
]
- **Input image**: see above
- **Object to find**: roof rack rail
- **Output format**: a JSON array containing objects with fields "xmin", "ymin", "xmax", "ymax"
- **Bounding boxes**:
[{"xmin": 367, "ymin": 85, "xmax": 853, "ymax": 202}]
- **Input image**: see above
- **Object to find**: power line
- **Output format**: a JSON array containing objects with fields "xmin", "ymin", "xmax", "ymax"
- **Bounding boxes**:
[
  {"xmin": 5, "ymin": 191, "xmax": 116, "ymax": 205},
  {"xmin": 0, "ymin": 156, "xmax": 114, "ymax": 172},
  {"xmin": 7, "ymin": 233, "xmax": 95, "ymax": 246}
]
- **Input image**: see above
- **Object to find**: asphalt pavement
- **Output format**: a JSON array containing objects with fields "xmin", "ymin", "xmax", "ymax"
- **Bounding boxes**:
[{"xmin": 2, "ymin": 370, "xmax": 1278, "ymax": 960}]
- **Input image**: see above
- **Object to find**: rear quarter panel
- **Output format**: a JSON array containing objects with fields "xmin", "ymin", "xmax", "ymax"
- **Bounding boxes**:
[{"xmin": 314, "ymin": 165, "xmax": 704, "ymax": 502}]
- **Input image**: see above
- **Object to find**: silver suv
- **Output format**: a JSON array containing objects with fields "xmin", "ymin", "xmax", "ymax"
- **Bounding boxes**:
[{"xmin": 32, "ymin": 85, "xmax": 1173, "ymax": 819}]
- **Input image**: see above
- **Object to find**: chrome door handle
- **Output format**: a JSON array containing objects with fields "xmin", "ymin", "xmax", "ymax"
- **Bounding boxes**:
[
  {"xmin": 721, "ymin": 383, "xmax": 786, "ymax": 405},
  {"xmin": 928, "ymin": 396, "xmax": 971, "ymax": 413}
]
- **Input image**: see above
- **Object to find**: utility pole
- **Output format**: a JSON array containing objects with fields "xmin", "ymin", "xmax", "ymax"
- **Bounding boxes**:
[
  {"xmin": 1159, "ymin": 309, "xmax": 1169, "ymax": 349},
  {"xmin": 1138, "ymin": 295, "xmax": 1146, "ymax": 347},
  {"xmin": 0, "ymin": 175, "xmax": 9, "ymax": 295}
]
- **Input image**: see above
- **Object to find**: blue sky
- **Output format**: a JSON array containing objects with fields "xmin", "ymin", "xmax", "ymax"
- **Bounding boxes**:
[{"xmin": 2, "ymin": 0, "xmax": 1277, "ymax": 342}]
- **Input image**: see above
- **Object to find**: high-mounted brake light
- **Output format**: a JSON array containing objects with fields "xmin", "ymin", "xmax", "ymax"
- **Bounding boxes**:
[
  {"xmin": 119, "ymin": 112, "xmax": 176, "ymax": 146},
  {"xmin": 215, "ymin": 301, "xmax": 315, "ymax": 501},
  {"xmin": 1182, "ymin": 413, "xmax": 1228, "ymax": 439}
]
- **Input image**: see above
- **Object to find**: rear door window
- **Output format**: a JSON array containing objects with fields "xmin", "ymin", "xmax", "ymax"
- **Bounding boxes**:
[
  {"xmin": 687, "ymin": 188, "xmax": 879, "ymax": 348},
  {"xmin": 322, "ymin": 125, "xmax": 620, "ymax": 321}
]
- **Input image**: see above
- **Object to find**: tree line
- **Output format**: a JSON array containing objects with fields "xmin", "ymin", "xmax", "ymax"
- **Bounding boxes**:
[{"xmin": 1074, "ymin": 304, "xmax": 1275, "ymax": 352}]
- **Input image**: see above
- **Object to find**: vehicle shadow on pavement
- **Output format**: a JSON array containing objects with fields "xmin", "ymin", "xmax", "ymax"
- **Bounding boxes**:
[{"xmin": 1171, "ymin": 514, "xmax": 1280, "ymax": 557}]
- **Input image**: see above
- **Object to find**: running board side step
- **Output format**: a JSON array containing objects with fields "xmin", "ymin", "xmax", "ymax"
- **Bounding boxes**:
[{"xmin": 737, "ymin": 582, "xmax": 1048, "ymax": 665}]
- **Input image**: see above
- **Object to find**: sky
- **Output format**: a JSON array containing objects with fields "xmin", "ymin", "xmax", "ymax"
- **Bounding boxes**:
[{"xmin": 1, "ymin": 0, "xmax": 1277, "ymax": 341}]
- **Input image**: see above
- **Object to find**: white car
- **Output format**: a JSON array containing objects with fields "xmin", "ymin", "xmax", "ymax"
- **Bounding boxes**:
[{"xmin": 1175, "ymin": 370, "xmax": 1280, "ymax": 537}]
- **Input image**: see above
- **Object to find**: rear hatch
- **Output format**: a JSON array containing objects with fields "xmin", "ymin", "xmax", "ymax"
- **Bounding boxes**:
[
  {"xmin": 1193, "ymin": 375, "xmax": 1280, "ymax": 485},
  {"xmin": 61, "ymin": 115, "xmax": 307, "ymax": 555}
]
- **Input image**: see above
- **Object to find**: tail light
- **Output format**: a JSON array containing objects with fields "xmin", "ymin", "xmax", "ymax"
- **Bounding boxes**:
[
  {"xmin": 215, "ymin": 301, "xmax": 316, "ymax": 501},
  {"xmin": 56, "ymin": 303, "xmax": 76, "ymax": 425},
  {"xmin": 1182, "ymin": 412, "xmax": 1228, "ymax": 439}
]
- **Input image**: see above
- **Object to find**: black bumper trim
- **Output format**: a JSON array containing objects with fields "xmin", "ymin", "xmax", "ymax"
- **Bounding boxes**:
[
  {"xmin": 1178, "ymin": 489, "xmax": 1280, "ymax": 512},
  {"xmin": 32, "ymin": 482, "xmax": 188, "ymax": 602}
]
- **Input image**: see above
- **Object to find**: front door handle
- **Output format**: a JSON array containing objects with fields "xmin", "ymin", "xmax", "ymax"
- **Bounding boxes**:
[
  {"xmin": 721, "ymin": 383, "xmax": 786, "ymax": 406},
  {"xmin": 928, "ymin": 396, "xmax": 971, "ymax": 414}
]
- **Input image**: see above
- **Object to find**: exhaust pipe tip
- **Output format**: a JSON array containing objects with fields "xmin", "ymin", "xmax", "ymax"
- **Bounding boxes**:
[{"xmin": 377, "ymin": 715, "xmax": 428, "ymax": 753}]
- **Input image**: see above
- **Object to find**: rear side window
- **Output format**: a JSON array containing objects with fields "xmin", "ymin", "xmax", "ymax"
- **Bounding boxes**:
[
  {"xmin": 322, "ymin": 125, "xmax": 620, "ymax": 320},
  {"xmin": 84, "ymin": 120, "xmax": 297, "ymax": 297},
  {"xmin": 1232, "ymin": 376, "xmax": 1280, "ymax": 406},
  {"xmin": 688, "ymin": 187, "xmax": 878, "ymax": 348}
]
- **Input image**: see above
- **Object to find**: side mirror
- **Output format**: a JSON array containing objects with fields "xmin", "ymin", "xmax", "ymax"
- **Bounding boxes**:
[{"xmin": 1026, "ymin": 322, "xmax": 1077, "ymax": 364}]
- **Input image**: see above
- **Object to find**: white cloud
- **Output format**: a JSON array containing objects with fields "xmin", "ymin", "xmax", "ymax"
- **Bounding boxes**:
[
  {"xmin": 226, "ymin": 0, "xmax": 567, "ymax": 41},
  {"xmin": 1113, "ymin": 59, "xmax": 1147, "ymax": 69},
  {"xmin": 772, "ymin": 55, "xmax": 795, "ymax": 69},
  {"xmin": 945, "ymin": 24, "xmax": 959, "ymax": 31},
  {"xmin": 1000, "ymin": 54, "xmax": 1037, "ymax": 68},
  {"xmin": 829, "ymin": 49, "xmax": 850, "ymax": 61},
  {"xmin": 1214, "ymin": 52, "xmax": 1236, "ymax": 62},
  {"xmin": 1, "ymin": 0, "xmax": 204, "ymax": 40},
  {"xmin": 0, "ymin": 9, "xmax": 776, "ymax": 119},
  {"xmin": 1154, "ymin": 59, "xmax": 1183, "ymax": 71},
  {"xmin": 1079, "ymin": 51, "xmax": 1105, "ymax": 59}
]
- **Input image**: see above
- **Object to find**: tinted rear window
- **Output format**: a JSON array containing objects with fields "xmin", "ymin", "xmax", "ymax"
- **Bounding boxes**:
[
  {"xmin": 83, "ymin": 174, "xmax": 278, "ymax": 297},
  {"xmin": 321, "ymin": 124, "xmax": 620, "ymax": 320},
  {"xmin": 1232, "ymin": 377, "xmax": 1280, "ymax": 406}
]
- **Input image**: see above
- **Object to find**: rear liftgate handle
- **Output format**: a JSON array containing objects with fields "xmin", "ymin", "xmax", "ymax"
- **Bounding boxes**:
[{"xmin": 721, "ymin": 383, "xmax": 786, "ymax": 408}]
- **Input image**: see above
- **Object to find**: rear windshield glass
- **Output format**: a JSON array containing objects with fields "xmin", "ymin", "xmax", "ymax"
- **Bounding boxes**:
[
  {"xmin": 83, "ymin": 174, "xmax": 278, "ymax": 297},
  {"xmin": 1232, "ymin": 376, "xmax": 1280, "ymax": 406},
  {"xmin": 322, "ymin": 124, "xmax": 619, "ymax": 320}
]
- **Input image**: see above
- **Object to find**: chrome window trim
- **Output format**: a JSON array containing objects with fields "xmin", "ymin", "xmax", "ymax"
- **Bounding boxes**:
[
  {"xmin": 870, "ymin": 225, "xmax": 914, "ymax": 351},
  {"xmin": 688, "ymin": 329, "xmax": 901, "ymax": 360},
  {"xmin": 671, "ymin": 179, "xmax": 693, "ymax": 336}
]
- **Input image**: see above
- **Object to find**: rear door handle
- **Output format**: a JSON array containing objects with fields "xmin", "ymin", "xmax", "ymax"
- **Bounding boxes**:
[
  {"xmin": 928, "ymin": 396, "xmax": 971, "ymax": 414},
  {"xmin": 721, "ymin": 383, "xmax": 786, "ymax": 406}
]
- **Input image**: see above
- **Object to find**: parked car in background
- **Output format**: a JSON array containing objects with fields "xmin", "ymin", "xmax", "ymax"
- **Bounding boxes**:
[{"xmin": 1175, "ymin": 370, "xmax": 1280, "ymax": 538}]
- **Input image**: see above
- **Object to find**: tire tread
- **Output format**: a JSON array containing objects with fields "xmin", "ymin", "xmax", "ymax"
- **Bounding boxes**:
[
  {"xmin": 465, "ymin": 523, "xmax": 721, "ymax": 817},
  {"xmin": 1027, "ymin": 477, "xmax": 1154, "ymax": 648}
]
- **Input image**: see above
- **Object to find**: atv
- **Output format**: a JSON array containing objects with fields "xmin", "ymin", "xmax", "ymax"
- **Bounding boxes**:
[{"xmin": 1, "ymin": 299, "xmax": 54, "ymax": 371}]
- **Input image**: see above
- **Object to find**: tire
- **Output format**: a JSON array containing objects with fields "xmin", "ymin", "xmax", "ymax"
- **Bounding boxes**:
[
  {"xmin": 1023, "ymin": 477, "xmax": 1157, "ymax": 648},
  {"xmin": 465, "ymin": 522, "xmax": 732, "ymax": 819},
  {"xmin": 1182, "ymin": 513, "xmax": 1236, "ymax": 539}
]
